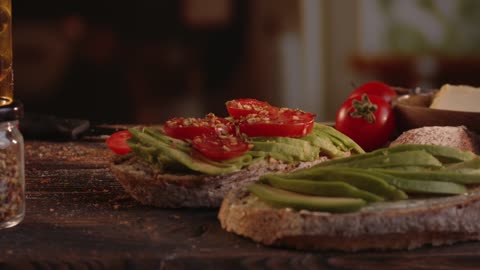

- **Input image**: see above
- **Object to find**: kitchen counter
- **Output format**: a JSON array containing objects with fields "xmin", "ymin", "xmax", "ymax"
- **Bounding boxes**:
[{"xmin": 1, "ymin": 138, "xmax": 480, "ymax": 269}]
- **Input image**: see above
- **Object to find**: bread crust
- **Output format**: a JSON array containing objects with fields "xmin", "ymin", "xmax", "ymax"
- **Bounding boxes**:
[
  {"xmin": 110, "ymin": 155, "xmax": 327, "ymax": 208},
  {"xmin": 390, "ymin": 126, "xmax": 480, "ymax": 154},
  {"xmin": 218, "ymin": 187, "xmax": 480, "ymax": 251}
]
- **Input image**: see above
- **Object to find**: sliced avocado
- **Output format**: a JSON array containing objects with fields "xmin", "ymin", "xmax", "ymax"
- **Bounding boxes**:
[
  {"xmin": 323, "ymin": 133, "xmax": 349, "ymax": 152},
  {"xmin": 263, "ymin": 175, "xmax": 384, "ymax": 202},
  {"xmin": 387, "ymin": 144, "xmax": 476, "ymax": 164},
  {"xmin": 128, "ymin": 141, "xmax": 165, "ymax": 164},
  {"xmin": 444, "ymin": 157, "xmax": 480, "ymax": 174},
  {"xmin": 311, "ymin": 145, "xmax": 464, "ymax": 169},
  {"xmin": 308, "ymin": 150, "xmax": 381, "ymax": 168},
  {"xmin": 331, "ymin": 150, "xmax": 443, "ymax": 169},
  {"xmin": 373, "ymin": 168, "xmax": 480, "ymax": 185},
  {"xmin": 248, "ymin": 183, "xmax": 366, "ymax": 213},
  {"xmin": 352, "ymin": 150, "xmax": 442, "ymax": 168},
  {"xmin": 312, "ymin": 123, "xmax": 365, "ymax": 154},
  {"xmin": 380, "ymin": 166, "xmax": 425, "ymax": 171},
  {"xmin": 303, "ymin": 131, "xmax": 349, "ymax": 158},
  {"xmin": 129, "ymin": 128, "xmax": 243, "ymax": 175},
  {"xmin": 140, "ymin": 127, "xmax": 255, "ymax": 168},
  {"xmin": 365, "ymin": 170, "xmax": 467, "ymax": 195},
  {"xmin": 251, "ymin": 138, "xmax": 319, "ymax": 162},
  {"xmin": 281, "ymin": 168, "xmax": 407, "ymax": 200},
  {"xmin": 143, "ymin": 127, "xmax": 191, "ymax": 152},
  {"xmin": 303, "ymin": 145, "xmax": 397, "ymax": 168}
]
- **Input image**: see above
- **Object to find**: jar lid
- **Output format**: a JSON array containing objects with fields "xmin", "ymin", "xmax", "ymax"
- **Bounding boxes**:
[{"xmin": 0, "ymin": 100, "xmax": 23, "ymax": 122}]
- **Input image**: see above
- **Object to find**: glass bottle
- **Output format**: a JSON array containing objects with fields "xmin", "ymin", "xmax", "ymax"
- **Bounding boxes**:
[
  {"xmin": 0, "ymin": 0, "xmax": 13, "ymax": 106},
  {"xmin": 0, "ymin": 100, "xmax": 24, "ymax": 228}
]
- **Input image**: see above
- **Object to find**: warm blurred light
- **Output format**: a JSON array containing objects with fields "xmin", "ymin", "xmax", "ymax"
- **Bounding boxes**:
[
  {"xmin": 300, "ymin": 0, "xmax": 324, "ymax": 120},
  {"xmin": 182, "ymin": 0, "xmax": 232, "ymax": 28}
]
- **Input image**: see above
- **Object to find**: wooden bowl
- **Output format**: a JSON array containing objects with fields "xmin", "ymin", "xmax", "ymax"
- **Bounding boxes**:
[{"xmin": 394, "ymin": 93, "xmax": 480, "ymax": 134}]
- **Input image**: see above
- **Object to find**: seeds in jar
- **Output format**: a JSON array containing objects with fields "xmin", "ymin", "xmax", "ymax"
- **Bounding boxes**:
[{"xmin": 0, "ymin": 148, "xmax": 23, "ymax": 222}]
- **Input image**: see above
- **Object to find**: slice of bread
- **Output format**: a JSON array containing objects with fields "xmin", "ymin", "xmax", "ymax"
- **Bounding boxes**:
[
  {"xmin": 391, "ymin": 126, "xmax": 480, "ymax": 154},
  {"xmin": 219, "ymin": 126, "xmax": 480, "ymax": 251},
  {"xmin": 218, "ymin": 187, "xmax": 480, "ymax": 251},
  {"xmin": 110, "ymin": 155, "xmax": 328, "ymax": 208}
]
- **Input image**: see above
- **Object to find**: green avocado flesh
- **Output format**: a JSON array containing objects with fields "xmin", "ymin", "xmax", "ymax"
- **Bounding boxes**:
[
  {"xmin": 262, "ymin": 175, "xmax": 383, "ymax": 202},
  {"xmin": 249, "ymin": 144, "xmax": 480, "ymax": 213},
  {"xmin": 126, "ymin": 123, "xmax": 361, "ymax": 175},
  {"xmin": 248, "ymin": 183, "xmax": 366, "ymax": 213}
]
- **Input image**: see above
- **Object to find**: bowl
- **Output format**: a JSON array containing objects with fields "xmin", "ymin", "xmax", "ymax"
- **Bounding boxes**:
[{"xmin": 394, "ymin": 93, "xmax": 480, "ymax": 134}]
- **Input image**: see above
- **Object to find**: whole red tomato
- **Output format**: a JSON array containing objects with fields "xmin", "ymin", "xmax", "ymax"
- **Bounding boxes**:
[
  {"xmin": 349, "ymin": 81, "xmax": 397, "ymax": 104},
  {"xmin": 335, "ymin": 94, "xmax": 395, "ymax": 151}
]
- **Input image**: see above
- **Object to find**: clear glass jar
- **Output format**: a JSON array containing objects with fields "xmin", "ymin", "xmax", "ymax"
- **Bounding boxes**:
[{"xmin": 0, "ymin": 100, "xmax": 24, "ymax": 228}]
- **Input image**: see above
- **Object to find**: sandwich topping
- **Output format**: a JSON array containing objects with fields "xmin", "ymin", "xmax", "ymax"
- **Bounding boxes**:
[
  {"xmin": 106, "ymin": 98, "xmax": 364, "ymax": 175},
  {"xmin": 105, "ymin": 130, "xmax": 132, "ymax": 155},
  {"xmin": 225, "ymin": 98, "xmax": 274, "ymax": 117},
  {"xmin": 249, "ymin": 144, "xmax": 480, "ymax": 213},
  {"xmin": 163, "ymin": 113, "xmax": 234, "ymax": 140},
  {"xmin": 191, "ymin": 134, "xmax": 252, "ymax": 161}
]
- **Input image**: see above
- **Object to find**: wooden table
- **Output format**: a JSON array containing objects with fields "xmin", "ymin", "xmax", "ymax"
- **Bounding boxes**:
[{"xmin": 1, "ymin": 139, "xmax": 480, "ymax": 269}]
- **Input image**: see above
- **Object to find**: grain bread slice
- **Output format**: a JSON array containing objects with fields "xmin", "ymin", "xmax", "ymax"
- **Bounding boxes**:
[
  {"xmin": 219, "ymin": 126, "xmax": 480, "ymax": 251},
  {"xmin": 110, "ymin": 155, "xmax": 328, "ymax": 208},
  {"xmin": 218, "ymin": 187, "xmax": 480, "ymax": 251},
  {"xmin": 391, "ymin": 126, "xmax": 480, "ymax": 154}
]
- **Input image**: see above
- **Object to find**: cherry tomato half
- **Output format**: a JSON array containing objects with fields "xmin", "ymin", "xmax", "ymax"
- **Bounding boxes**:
[
  {"xmin": 238, "ymin": 108, "xmax": 316, "ymax": 137},
  {"xmin": 226, "ymin": 98, "xmax": 277, "ymax": 118},
  {"xmin": 192, "ymin": 134, "xmax": 252, "ymax": 161},
  {"xmin": 335, "ymin": 94, "xmax": 395, "ymax": 151},
  {"xmin": 106, "ymin": 130, "xmax": 132, "ymax": 155},
  {"xmin": 349, "ymin": 81, "xmax": 397, "ymax": 104},
  {"xmin": 163, "ymin": 113, "xmax": 234, "ymax": 140}
]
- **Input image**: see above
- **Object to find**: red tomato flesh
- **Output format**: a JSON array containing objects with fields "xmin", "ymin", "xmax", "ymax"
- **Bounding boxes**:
[
  {"xmin": 239, "ymin": 108, "xmax": 315, "ymax": 137},
  {"xmin": 192, "ymin": 134, "xmax": 252, "ymax": 161},
  {"xmin": 163, "ymin": 113, "xmax": 234, "ymax": 140},
  {"xmin": 106, "ymin": 130, "xmax": 132, "ymax": 155},
  {"xmin": 226, "ymin": 98, "xmax": 277, "ymax": 118}
]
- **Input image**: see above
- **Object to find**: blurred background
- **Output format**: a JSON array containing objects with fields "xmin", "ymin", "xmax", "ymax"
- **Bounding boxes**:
[{"xmin": 11, "ymin": 0, "xmax": 480, "ymax": 124}]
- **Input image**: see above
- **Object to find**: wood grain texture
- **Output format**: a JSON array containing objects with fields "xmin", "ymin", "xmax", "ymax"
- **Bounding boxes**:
[{"xmin": 0, "ymin": 140, "xmax": 479, "ymax": 269}]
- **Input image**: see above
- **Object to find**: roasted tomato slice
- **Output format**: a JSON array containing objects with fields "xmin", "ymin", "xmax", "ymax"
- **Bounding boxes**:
[
  {"xmin": 238, "ymin": 108, "xmax": 316, "ymax": 137},
  {"xmin": 163, "ymin": 113, "xmax": 234, "ymax": 140},
  {"xmin": 106, "ymin": 130, "xmax": 132, "ymax": 155},
  {"xmin": 192, "ymin": 134, "xmax": 252, "ymax": 161},
  {"xmin": 226, "ymin": 98, "xmax": 277, "ymax": 118}
]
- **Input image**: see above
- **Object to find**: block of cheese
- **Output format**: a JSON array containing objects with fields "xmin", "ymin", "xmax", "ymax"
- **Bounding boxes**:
[{"xmin": 430, "ymin": 84, "xmax": 480, "ymax": 113}]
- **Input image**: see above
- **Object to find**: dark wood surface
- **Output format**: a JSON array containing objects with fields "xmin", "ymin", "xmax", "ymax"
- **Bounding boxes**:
[{"xmin": 1, "ymin": 139, "xmax": 480, "ymax": 269}]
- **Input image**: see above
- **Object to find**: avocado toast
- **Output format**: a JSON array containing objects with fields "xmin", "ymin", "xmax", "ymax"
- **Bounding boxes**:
[
  {"xmin": 110, "ymin": 123, "xmax": 362, "ymax": 208},
  {"xmin": 108, "ymin": 99, "xmax": 365, "ymax": 208},
  {"xmin": 219, "ymin": 139, "xmax": 480, "ymax": 251}
]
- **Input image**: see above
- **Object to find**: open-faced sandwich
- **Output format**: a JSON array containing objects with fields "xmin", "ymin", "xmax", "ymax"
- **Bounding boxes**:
[
  {"xmin": 219, "ymin": 136, "xmax": 480, "ymax": 251},
  {"xmin": 106, "ymin": 99, "xmax": 363, "ymax": 208},
  {"xmin": 219, "ymin": 81, "xmax": 480, "ymax": 251}
]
